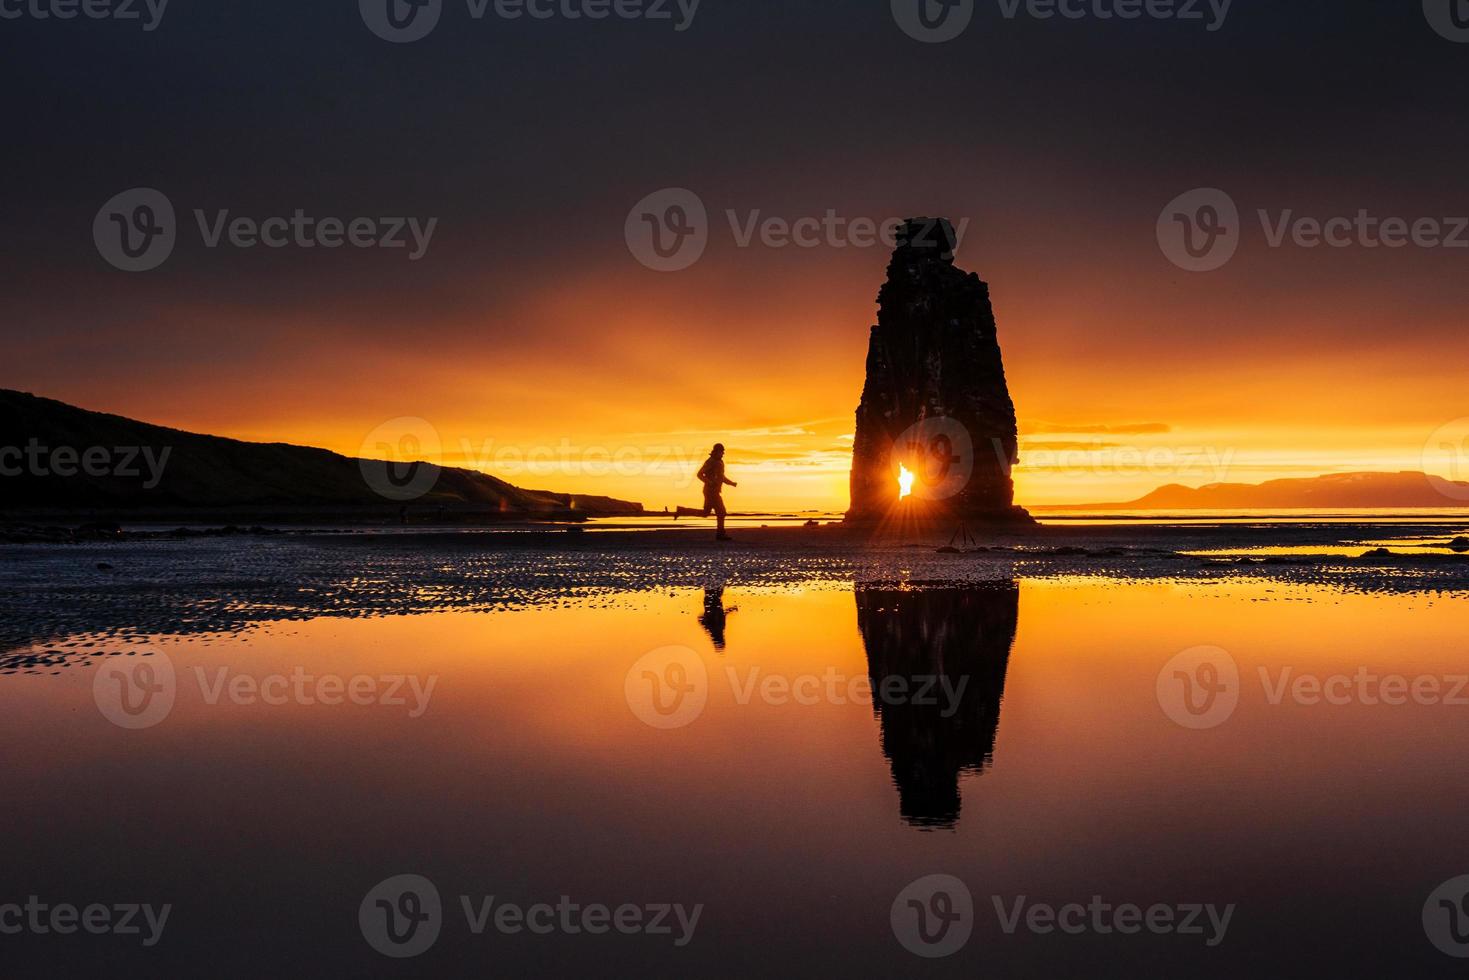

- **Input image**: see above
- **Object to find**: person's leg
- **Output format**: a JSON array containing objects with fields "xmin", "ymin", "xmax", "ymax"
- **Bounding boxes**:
[{"xmin": 714, "ymin": 497, "xmax": 729, "ymax": 539}]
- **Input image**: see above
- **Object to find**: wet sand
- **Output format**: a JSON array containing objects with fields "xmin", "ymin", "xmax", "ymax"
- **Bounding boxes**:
[
  {"xmin": 4, "ymin": 522, "xmax": 1469, "ymax": 977},
  {"xmin": 3, "ymin": 519, "xmax": 1467, "ymax": 661}
]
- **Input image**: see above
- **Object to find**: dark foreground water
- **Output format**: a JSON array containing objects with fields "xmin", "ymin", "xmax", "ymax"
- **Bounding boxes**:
[{"xmin": 3, "ymin": 530, "xmax": 1469, "ymax": 976}]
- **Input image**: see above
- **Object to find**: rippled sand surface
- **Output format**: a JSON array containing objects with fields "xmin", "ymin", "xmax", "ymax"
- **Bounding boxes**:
[{"xmin": 3, "ymin": 522, "xmax": 1467, "ymax": 660}]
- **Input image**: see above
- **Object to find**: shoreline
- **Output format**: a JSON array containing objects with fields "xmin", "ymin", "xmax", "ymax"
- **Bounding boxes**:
[{"xmin": 3, "ymin": 519, "xmax": 1468, "ymax": 658}]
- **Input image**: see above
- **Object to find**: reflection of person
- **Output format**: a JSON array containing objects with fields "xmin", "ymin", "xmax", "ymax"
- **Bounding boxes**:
[
  {"xmin": 674, "ymin": 443, "xmax": 737, "ymax": 541},
  {"xmin": 699, "ymin": 586, "xmax": 733, "ymax": 651}
]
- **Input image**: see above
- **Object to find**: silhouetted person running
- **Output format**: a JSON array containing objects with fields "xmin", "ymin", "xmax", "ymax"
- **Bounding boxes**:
[{"xmin": 674, "ymin": 443, "xmax": 737, "ymax": 541}]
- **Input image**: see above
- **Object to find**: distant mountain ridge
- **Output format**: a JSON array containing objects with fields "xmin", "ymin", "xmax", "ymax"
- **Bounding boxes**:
[
  {"xmin": 1040, "ymin": 471, "xmax": 1469, "ymax": 511},
  {"xmin": 0, "ymin": 389, "xmax": 642, "ymax": 517}
]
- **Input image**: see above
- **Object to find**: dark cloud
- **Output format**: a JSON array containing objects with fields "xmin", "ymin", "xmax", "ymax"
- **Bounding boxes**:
[{"xmin": 4, "ymin": 0, "xmax": 1465, "ymax": 429}]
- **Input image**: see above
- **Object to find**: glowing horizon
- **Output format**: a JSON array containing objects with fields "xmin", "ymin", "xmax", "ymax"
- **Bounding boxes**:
[{"xmin": 15, "ymin": 384, "xmax": 1464, "ymax": 512}]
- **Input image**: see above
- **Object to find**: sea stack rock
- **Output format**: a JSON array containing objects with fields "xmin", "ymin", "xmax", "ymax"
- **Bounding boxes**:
[{"xmin": 846, "ymin": 218, "xmax": 1030, "ymax": 525}]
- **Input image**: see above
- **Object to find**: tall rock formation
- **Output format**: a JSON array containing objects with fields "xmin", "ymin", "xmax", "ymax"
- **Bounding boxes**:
[{"xmin": 846, "ymin": 218, "xmax": 1029, "ymax": 524}]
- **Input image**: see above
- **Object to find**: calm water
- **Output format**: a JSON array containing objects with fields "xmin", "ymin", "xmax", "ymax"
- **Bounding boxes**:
[{"xmin": 4, "ymin": 576, "xmax": 1469, "ymax": 976}]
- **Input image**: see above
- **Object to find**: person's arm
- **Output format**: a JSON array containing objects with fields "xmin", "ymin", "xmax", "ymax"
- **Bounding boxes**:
[{"xmin": 723, "ymin": 474, "xmax": 737, "ymax": 487}]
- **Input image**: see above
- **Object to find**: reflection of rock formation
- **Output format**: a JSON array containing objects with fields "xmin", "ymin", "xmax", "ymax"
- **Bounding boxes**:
[
  {"xmin": 855, "ymin": 582, "xmax": 1019, "ymax": 829},
  {"xmin": 846, "ymin": 218, "xmax": 1029, "ymax": 524}
]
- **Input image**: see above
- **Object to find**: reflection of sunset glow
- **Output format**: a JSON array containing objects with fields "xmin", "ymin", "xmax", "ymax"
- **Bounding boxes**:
[{"xmin": 898, "ymin": 464, "xmax": 915, "ymax": 500}]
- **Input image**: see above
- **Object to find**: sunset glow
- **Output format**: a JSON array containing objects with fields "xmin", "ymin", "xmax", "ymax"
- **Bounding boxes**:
[
  {"xmin": 13, "ymin": 245, "xmax": 1467, "ymax": 512},
  {"xmin": 898, "ymin": 463, "xmax": 915, "ymax": 500},
  {"xmin": 5, "ymin": 7, "xmax": 1466, "ymax": 515}
]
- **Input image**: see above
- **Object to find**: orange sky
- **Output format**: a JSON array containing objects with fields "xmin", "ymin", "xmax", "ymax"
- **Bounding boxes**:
[
  {"xmin": 17, "ymin": 225, "xmax": 1468, "ymax": 511},
  {"xmin": 6, "ymin": 2, "xmax": 1468, "ymax": 513}
]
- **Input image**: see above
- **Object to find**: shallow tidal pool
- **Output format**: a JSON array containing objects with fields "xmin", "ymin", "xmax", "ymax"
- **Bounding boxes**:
[{"xmin": 3, "ymin": 576, "xmax": 1469, "ymax": 976}]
